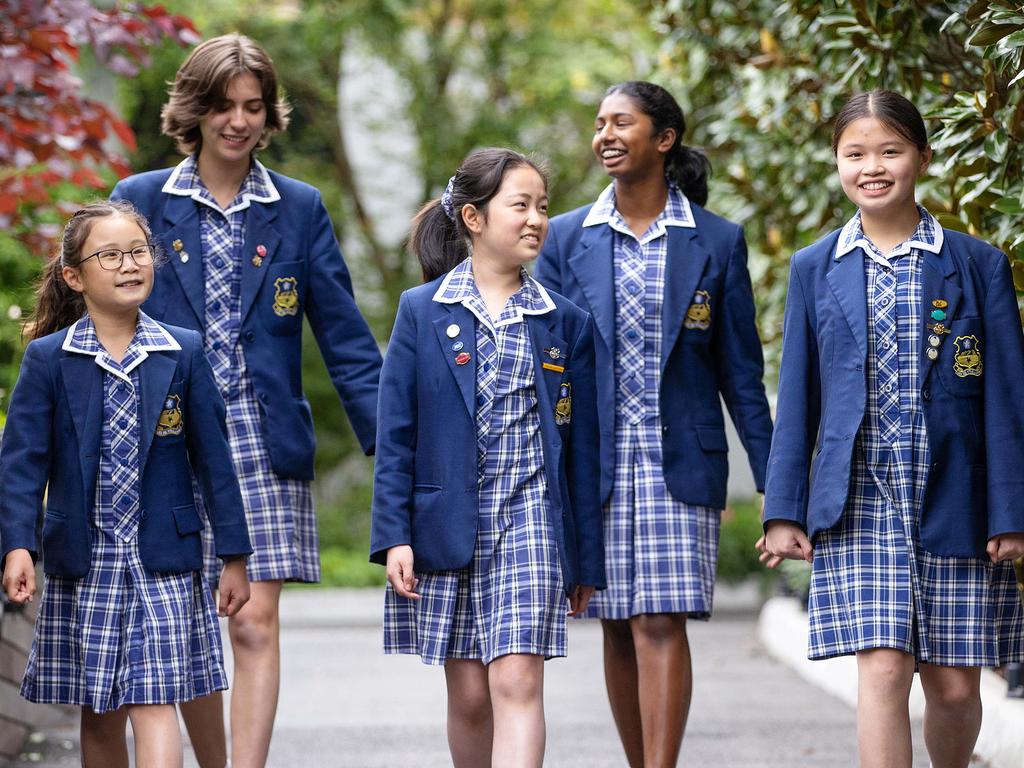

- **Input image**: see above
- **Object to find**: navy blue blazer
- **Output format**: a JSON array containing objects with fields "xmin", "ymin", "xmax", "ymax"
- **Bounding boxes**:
[
  {"xmin": 762, "ymin": 228, "xmax": 1024, "ymax": 557},
  {"xmin": 0, "ymin": 324, "xmax": 252, "ymax": 578},
  {"xmin": 111, "ymin": 167, "xmax": 382, "ymax": 479},
  {"xmin": 368, "ymin": 278, "xmax": 605, "ymax": 591},
  {"xmin": 535, "ymin": 202, "xmax": 773, "ymax": 509}
]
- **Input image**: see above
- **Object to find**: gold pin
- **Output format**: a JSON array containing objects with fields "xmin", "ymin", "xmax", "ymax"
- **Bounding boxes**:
[{"xmin": 172, "ymin": 239, "xmax": 184, "ymax": 252}]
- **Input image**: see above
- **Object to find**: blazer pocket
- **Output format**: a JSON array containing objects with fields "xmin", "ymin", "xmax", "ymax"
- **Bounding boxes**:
[
  {"xmin": 172, "ymin": 504, "xmax": 204, "ymax": 536},
  {"xmin": 259, "ymin": 260, "xmax": 306, "ymax": 336},
  {"xmin": 155, "ymin": 383, "xmax": 187, "ymax": 441},
  {"xmin": 936, "ymin": 317, "xmax": 983, "ymax": 398},
  {"xmin": 413, "ymin": 483, "xmax": 443, "ymax": 493},
  {"xmin": 695, "ymin": 425, "xmax": 728, "ymax": 453}
]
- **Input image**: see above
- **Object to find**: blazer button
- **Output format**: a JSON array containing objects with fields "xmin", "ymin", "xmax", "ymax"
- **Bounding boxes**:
[
  {"xmin": 661, "ymin": 425, "xmax": 669, "ymax": 434},
  {"xmin": 244, "ymin": 331, "xmax": 255, "ymax": 343},
  {"xmin": 258, "ymin": 392, "xmax": 269, "ymax": 404},
  {"xmin": 921, "ymin": 387, "xmax": 931, "ymax": 401}
]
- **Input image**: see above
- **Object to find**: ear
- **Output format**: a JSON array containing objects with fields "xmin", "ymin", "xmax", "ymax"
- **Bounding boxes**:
[
  {"xmin": 461, "ymin": 203, "xmax": 485, "ymax": 236},
  {"xmin": 656, "ymin": 127, "xmax": 677, "ymax": 155},
  {"xmin": 919, "ymin": 145, "xmax": 933, "ymax": 175},
  {"xmin": 62, "ymin": 265, "xmax": 85, "ymax": 294}
]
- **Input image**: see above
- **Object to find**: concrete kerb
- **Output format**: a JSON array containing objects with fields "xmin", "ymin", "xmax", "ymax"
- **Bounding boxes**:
[{"xmin": 757, "ymin": 596, "xmax": 1024, "ymax": 768}]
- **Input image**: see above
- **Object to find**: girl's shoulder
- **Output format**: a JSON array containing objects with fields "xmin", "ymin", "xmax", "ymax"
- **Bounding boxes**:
[{"xmin": 940, "ymin": 227, "xmax": 1005, "ymax": 263}]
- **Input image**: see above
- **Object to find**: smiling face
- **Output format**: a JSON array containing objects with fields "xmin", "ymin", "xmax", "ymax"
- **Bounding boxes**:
[
  {"xmin": 197, "ymin": 71, "xmax": 267, "ymax": 170},
  {"xmin": 462, "ymin": 166, "xmax": 549, "ymax": 269},
  {"xmin": 592, "ymin": 91, "xmax": 675, "ymax": 183},
  {"xmin": 63, "ymin": 214, "xmax": 154, "ymax": 319},
  {"xmin": 835, "ymin": 116, "xmax": 930, "ymax": 218}
]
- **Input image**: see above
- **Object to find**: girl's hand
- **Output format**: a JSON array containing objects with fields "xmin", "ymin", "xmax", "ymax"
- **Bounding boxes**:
[
  {"xmin": 759, "ymin": 521, "xmax": 814, "ymax": 568},
  {"xmin": 2, "ymin": 549, "xmax": 35, "ymax": 604},
  {"xmin": 986, "ymin": 533, "xmax": 1024, "ymax": 563},
  {"xmin": 386, "ymin": 545, "xmax": 420, "ymax": 600},
  {"xmin": 217, "ymin": 558, "xmax": 251, "ymax": 617},
  {"xmin": 567, "ymin": 585, "xmax": 595, "ymax": 617}
]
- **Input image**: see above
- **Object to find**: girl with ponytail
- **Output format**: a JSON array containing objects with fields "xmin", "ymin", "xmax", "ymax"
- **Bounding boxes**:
[
  {"xmin": 371, "ymin": 147, "xmax": 604, "ymax": 766},
  {"xmin": 1, "ymin": 201, "xmax": 251, "ymax": 767},
  {"xmin": 535, "ymin": 81, "xmax": 773, "ymax": 767}
]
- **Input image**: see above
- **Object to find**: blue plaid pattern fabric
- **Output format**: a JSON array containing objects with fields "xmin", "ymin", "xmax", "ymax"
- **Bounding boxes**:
[
  {"xmin": 22, "ymin": 314, "xmax": 226, "ymax": 712},
  {"xmin": 383, "ymin": 259, "xmax": 566, "ymax": 665},
  {"xmin": 809, "ymin": 208, "xmax": 1023, "ymax": 665},
  {"xmin": 579, "ymin": 184, "xmax": 720, "ymax": 619},
  {"xmin": 168, "ymin": 158, "xmax": 318, "ymax": 585}
]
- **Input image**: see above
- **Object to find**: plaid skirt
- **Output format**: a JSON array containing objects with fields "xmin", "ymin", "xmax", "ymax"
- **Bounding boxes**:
[
  {"xmin": 809, "ymin": 458, "xmax": 1024, "ymax": 666},
  {"xmin": 582, "ymin": 420, "xmax": 721, "ymax": 620},
  {"xmin": 22, "ymin": 528, "xmax": 226, "ymax": 713},
  {"xmin": 198, "ymin": 376, "xmax": 318, "ymax": 586},
  {"xmin": 383, "ymin": 488, "xmax": 566, "ymax": 666}
]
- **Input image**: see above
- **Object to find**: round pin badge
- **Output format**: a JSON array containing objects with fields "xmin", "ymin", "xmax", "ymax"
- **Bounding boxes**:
[
  {"xmin": 452, "ymin": 341, "xmax": 464, "ymax": 352},
  {"xmin": 928, "ymin": 335, "xmax": 941, "ymax": 347},
  {"xmin": 926, "ymin": 347, "xmax": 938, "ymax": 360},
  {"xmin": 446, "ymin": 324, "xmax": 460, "ymax": 338}
]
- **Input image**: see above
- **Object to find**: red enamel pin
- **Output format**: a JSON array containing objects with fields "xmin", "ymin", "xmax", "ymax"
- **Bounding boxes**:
[{"xmin": 455, "ymin": 352, "xmax": 471, "ymax": 365}]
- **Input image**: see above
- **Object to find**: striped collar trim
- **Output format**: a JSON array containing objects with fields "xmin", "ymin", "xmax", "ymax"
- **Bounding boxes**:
[
  {"xmin": 835, "ymin": 205, "xmax": 944, "ymax": 261},
  {"xmin": 161, "ymin": 155, "xmax": 280, "ymax": 215}
]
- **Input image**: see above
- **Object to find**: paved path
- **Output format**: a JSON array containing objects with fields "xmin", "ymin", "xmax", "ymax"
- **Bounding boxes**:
[{"xmin": 16, "ymin": 587, "xmax": 931, "ymax": 767}]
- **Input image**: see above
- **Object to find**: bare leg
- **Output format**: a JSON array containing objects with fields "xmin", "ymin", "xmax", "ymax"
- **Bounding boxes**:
[
  {"xmin": 444, "ymin": 658, "xmax": 493, "ymax": 768},
  {"xmin": 80, "ymin": 707, "xmax": 129, "ymax": 768},
  {"xmin": 487, "ymin": 653, "xmax": 545, "ymax": 768},
  {"xmin": 600, "ymin": 618, "xmax": 644, "ymax": 768},
  {"xmin": 126, "ymin": 703, "xmax": 184, "ymax": 768},
  {"xmin": 228, "ymin": 579, "xmax": 283, "ymax": 768},
  {"xmin": 918, "ymin": 663, "xmax": 982, "ymax": 768},
  {"xmin": 179, "ymin": 692, "xmax": 227, "ymax": 768},
  {"xmin": 856, "ymin": 648, "xmax": 915, "ymax": 768},
  {"xmin": 630, "ymin": 613, "xmax": 692, "ymax": 768}
]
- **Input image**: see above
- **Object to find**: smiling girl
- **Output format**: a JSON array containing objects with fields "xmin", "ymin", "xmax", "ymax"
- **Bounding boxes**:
[
  {"xmin": 761, "ymin": 90, "xmax": 1024, "ymax": 767},
  {"xmin": 111, "ymin": 34, "xmax": 382, "ymax": 768},
  {"xmin": 370, "ymin": 148, "xmax": 603, "ymax": 767}
]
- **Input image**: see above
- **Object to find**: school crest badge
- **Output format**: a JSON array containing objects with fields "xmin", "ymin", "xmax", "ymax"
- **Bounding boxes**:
[
  {"xmin": 273, "ymin": 276, "xmax": 299, "ymax": 317},
  {"xmin": 554, "ymin": 382, "xmax": 572, "ymax": 426},
  {"xmin": 684, "ymin": 290, "xmax": 711, "ymax": 330},
  {"xmin": 156, "ymin": 394, "xmax": 183, "ymax": 437},
  {"xmin": 952, "ymin": 335, "xmax": 982, "ymax": 378}
]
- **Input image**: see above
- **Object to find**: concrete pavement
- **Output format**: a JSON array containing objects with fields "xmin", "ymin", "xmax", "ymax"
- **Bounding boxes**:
[{"xmin": 16, "ymin": 586, "xmax": 933, "ymax": 767}]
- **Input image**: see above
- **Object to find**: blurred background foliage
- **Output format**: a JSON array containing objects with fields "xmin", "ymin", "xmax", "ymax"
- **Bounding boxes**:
[{"xmin": 3, "ymin": 0, "xmax": 1023, "ymax": 584}]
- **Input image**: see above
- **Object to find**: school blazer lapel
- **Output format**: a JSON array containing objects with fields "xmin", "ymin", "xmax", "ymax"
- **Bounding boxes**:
[
  {"xmin": 920, "ymin": 245, "xmax": 961, "ymax": 385},
  {"xmin": 433, "ymin": 304, "xmax": 478, "ymax": 418},
  {"xmin": 662, "ymin": 226, "xmax": 710, "ymax": 371},
  {"xmin": 161, "ymin": 194, "xmax": 206, "ymax": 328},
  {"xmin": 60, "ymin": 355, "xmax": 103, "ymax": 508},
  {"xmin": 526, "ymin": 314, "xmax": 569, "ymax": 435},
  {"xmin": 566, "ymin": 225, "xmax": 615, "ymax": 358},
  {"xmin": 136, "ymin": 353, "xmax": 179, "ymax": 474},
  {"xmin": 826, "ymin": 248, "xmax": 868, "ymax": 358},
  {"xmin": 240, "ymin": 202, "xmax": 283, "ymax": 327}
]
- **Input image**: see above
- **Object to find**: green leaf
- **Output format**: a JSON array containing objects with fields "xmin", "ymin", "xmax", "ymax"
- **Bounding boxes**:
[
  {"xmin": 968, "ymin": 23, "xmax": 1024, "ymax": 47},
  {"xmin": 993, "ymin": 196, "xmax": 1024, "ymax": 214}
]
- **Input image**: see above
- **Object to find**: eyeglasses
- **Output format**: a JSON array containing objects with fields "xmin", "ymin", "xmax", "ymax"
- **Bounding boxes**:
[{"xmin": 81, "ymin": 245, "xmax": 156, "ymax": 271}]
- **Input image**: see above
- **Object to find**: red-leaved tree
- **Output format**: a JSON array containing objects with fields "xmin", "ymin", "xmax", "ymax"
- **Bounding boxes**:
[{"xmin": 0, "ymin": 0, "xmax": 199, "ymax": 247}]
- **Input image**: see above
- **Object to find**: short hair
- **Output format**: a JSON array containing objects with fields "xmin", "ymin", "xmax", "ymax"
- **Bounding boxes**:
[
  {"xmin": 832, "ymin": 90, "xmax": 928, "ymax": 154},
  {"xmin": 161, "ymin": 33, "xmax": 291, "ymax": 156}
]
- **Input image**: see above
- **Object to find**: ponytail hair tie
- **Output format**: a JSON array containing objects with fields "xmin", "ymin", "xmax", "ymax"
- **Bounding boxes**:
[{"xmin": 440, "ymin": 175, "xmax": 457, "ymax": 221}]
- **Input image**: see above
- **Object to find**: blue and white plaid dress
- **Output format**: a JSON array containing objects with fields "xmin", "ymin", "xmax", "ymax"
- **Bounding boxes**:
[
  {"xmin": 581, "ymin": 183, "xmax": 720, "ymax": 620},
  {"xmin": 22, "ymin": 314, "xmax": 226, "ymax": 713},
  {"xmin": 383, "ymin": 259, "xmax": 567, "ymax": 666},
  {"xmin": 808, "ymin": 208, "xmax": 1023, "ymax": 665},
  {"xmin": 164, "ymin": 157, "xmax": 318, "ymax": 585}
]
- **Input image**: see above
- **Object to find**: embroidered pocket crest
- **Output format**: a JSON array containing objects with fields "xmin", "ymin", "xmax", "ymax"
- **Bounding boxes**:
[
  {"xmin": 684, "ymin": 290, "xmax": 711, "ymax": 330},
  {"xmin": 952, "ymin": 335, "xmax": 982, "ymax": 378},
  {"xmin": 156, "ymin": 394, "xmax": 184, "ymax": 437},
  {"xmin": 273, "ymin": 277, "xmax": 300, "ymax": 317},
  {"xmin": 555, "ymin": 382, "xmax": 572, "ymax": 426}
]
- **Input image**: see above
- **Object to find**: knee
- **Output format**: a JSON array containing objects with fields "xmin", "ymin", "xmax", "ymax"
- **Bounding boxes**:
[
  {"xmin": 81, "ymin": 708, "xmax": 127, "ymax": 740},
  {"xmin": 602, "ymin": 620, "xmax": 635, "ymax": 657},
  {"xmin": 449, "ymin": 685, "xmax": 492, "ymax": 725},
  {"xmin": 926, "ymin": 676, "xmax": 980, "ymax": 716},
  {"xmin": 631, "ymin": 613, "xmax": 687, "ymax": 648},
  {"xmin": 229, "ymin": 603, "xmax": 278, "ymax": 654},
  {"xmin": 489, "ymin": 657, "xmax": 543, "ymax": 706},
  {"xmin": 858, "ymin": 651, "xmax": 914, "ymax": 698}
]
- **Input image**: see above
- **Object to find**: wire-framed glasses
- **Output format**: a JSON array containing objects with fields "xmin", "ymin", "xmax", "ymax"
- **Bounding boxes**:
[{"xmin": 82, "ymin": 244, "xmax": 156, "ymax": 271}]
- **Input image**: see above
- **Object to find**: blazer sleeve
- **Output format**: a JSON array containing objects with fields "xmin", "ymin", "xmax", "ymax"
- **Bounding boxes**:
[
  {"xmin": 762, "ymin": 255, "xmax": 821, "ymax": 530},
  {"xmin": 0, "ymin": 341, "xmax": 53, "ymax": 562},
  {"xmin": 369, "ymin": 292, "xmax": 418, "ymax": 565},
  {"xmin": 566, "ymin": 314, "xmax": 605, "ymax": 588},
  {"xmin": 183, "ymin": 332, "xmax": 253, "ymax": 559},
  {"xmin": 713, "ymin": 226, "xmax": 773, "ymax": 491},
  {"xmin": 535, "ymin": 219, "xmax": 564, "ymax": 293},
  {"xmin": 303, "ymin": 191, "xmax": 383, "ymax": 455},
  {"xmin": 982, "ymin": 254, "xmax": 1024, "ymax": 538}
]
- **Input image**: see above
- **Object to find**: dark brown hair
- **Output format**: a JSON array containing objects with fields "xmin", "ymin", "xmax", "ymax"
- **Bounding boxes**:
[
  {"xmin": 25, "ymin": 201, "xmax": 157, "ymax": 340},
  {"xmin": 832, "ymin": 90, "xmax": 928, "ymax": 153},
  {"xmin": 161, "ymin": 33, "xmax": 291, "ymax": 156},
  {"xmin": 409, "ymin": 148, "xmax": 548, "ymax": 282},
  {"xmin": 603, "ymin": 81, "xmax": 711, "ymax": 206}
]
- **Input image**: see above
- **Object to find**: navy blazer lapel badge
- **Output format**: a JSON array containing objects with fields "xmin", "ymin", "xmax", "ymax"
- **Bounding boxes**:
[
  {"xmin": 554, "ymin": 382, "xmax": 572, "ymax": 425},
  {"xmin": 156, "ymin": 394, "xmax": 184, "ymax": 437},
  {"xmin": 252, "ymin": 243, "xmax": 267, "ymax": 268},
  {"xmin": 273, "ymin": 276, "xmax": 299, "ymax": 316},
  {"xmin": 171, "ymin": 238, "xmax": 189, "ymax": 263},
  {"xmin": 953, "ymin": 335, "xmax": 982, "ymax": 377},
  {"xmin": 684, "ymin": 290, "xmax": 711, "ymax": 330}
]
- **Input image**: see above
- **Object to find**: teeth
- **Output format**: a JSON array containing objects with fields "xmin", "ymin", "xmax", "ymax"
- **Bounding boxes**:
[
  {"xmin": 602, "ymin": 149, "xmax": 625, "ymax": 158},
  {"xmin": 861, "ymin": 181, "xmax": 891, "ymax": 190}
]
